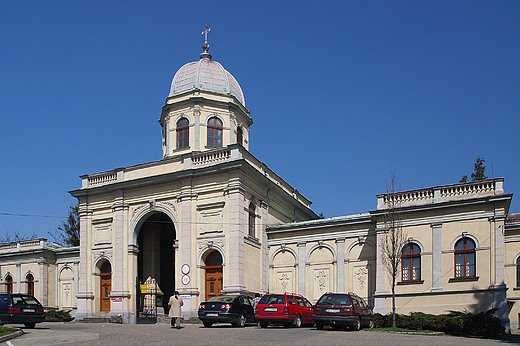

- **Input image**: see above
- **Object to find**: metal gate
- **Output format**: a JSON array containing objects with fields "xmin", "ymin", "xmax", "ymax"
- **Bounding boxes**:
[{"xmin": 136, "ymin": 278, "xmax": 158, "ymax": 324}]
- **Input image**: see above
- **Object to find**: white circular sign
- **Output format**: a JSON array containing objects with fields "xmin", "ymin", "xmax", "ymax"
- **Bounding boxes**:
[
  {"xmin": 181, "ymin": 264, "xmax": 190, "ymax": 275},
  {"xmin": 181, "ymin": 274, "xmax": 190, "ymax": 285}
]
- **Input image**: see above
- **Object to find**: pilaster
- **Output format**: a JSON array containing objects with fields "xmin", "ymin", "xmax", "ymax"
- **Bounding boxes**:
[
  {"xmin": 260, "ymin": 199, "xmax": 269, "ymax": 294},
  {"xmin": 373, "ymin": 229, "xmax": 387, "ymax": 314},
  {"xmin": 223, "ymin": 171, "xmax": 246, "ymax": 293},
  {"xmin": 431, "ymin": 223, "xmax": 443, "ymax": 292},
  {"xmin": 110, "ymin": 191, "xmax": 131, "ymax": 320},
  {"xmin": 336, "ymin": 238, "xmax": 345, "ymax": 293},
  {"xmin": 297, "ymin": 242, "xmax": 306, "ymax": 295},
  {"xmin": 76, "ymin": 198, "xmax": 94, "ymax": 319}
]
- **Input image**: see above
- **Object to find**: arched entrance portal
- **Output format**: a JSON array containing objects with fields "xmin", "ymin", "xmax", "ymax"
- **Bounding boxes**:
[
  {"xmin": 204, "ymin": 251, "xmax": 223, "ymax": 301},
  {"xmin": 137, "ymin": 212, "xmax": 176, "ymax": 313}
]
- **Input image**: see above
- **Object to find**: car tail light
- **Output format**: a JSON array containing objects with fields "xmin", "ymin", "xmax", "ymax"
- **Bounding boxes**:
[
  {"xmin": 200, "ymin": 304, "xmax": 205, "ymax": 309},
  {"xmin": 343, "ymin": 308, "xmax": 353, "ymax": 313},
  {"xmin": 36, "ymin": 307, "xmax": 44, "ymax": 314},
  {"xmin": 221, "ymin": 304, "xmax": 231, "ymax": 311},
  {"xmin": 8, "ymin": 307, "xmax": 21, "ymax": 313},
  {"xmin": 283, "ymin": 306, "xmax": 289, "ymax": 315}
]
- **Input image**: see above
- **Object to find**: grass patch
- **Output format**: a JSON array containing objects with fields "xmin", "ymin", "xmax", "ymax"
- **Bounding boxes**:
[
  {"xmin": 371, "ymin": 326, "xmax": 439, "ymax": 334},
  {"xmin": 0, "ymin": 326, "xmax": 19, "ymax": 337}
]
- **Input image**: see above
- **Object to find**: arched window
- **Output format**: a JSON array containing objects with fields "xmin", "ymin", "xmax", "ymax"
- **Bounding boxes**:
[
  {"xmin": 5, "ymin": 275, "xmax": 13, "ymax": 294},
  {"xmin": 237, "ymin": 127, "xmax": 243, "ymax": 145},
  {"xmin": 26, "ymin": 274, "xmax": 34, "ymax": 296},
  {"xmin": 402, "ymin": 243, "xmax": 421, "ymax": 281},
  {"xmin": 454, "ymin": 237, "xmax": 476, "ymax": 278},
  {"xmin": 207, "ymin": 117, "xmax": 223, "ymax": 148},
  {"xmin": 516, "ymin": 257, "xmax": 520, "ymax": 288},
  {"xmin": 176, "ymin": 118, "xmax": 189, "ymax": 149},
  {"xmin": 248, "ymin": 202, "xmax": 256, "ymax": 237}
]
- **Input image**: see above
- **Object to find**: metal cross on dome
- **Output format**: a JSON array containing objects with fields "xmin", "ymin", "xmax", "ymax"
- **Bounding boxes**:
[{"xmin": 201, "ymin": 25, "xmax": 211, "ymax": 43}]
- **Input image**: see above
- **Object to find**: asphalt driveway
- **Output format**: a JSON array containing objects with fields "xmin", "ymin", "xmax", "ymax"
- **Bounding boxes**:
[{"xmin": 3, "ymin": 322, "xmax": 520, "ymax": 346}]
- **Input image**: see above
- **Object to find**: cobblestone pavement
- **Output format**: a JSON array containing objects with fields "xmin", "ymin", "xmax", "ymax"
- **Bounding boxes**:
[{"xmin": 3, "ymin": 322, "xmax": 520, "ymax": 346}]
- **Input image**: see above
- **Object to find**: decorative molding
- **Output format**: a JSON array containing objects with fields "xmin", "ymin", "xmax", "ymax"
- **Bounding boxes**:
[
  {"xmin": 244, "ymin": 235, "xmax": 261, "ymax": 249},
  {"xmin": 199, "ymin": 210, "xmax": 223, "ymax": 234},
  {"xmin": 197, "ymin": 202, "xmax": 225, "ymax": 210}
]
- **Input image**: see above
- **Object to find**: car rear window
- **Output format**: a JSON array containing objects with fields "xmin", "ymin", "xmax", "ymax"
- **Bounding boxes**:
[
  {"xmin": 317, "ymin": 294, "xmax": 352, "ymax": 306},
  {"xmin": 258, "ymin": 295, "xmax": 286, "ymax": 305},
  {"xmin": 21, "ymin": 296, "xmax": 40, "ymax": 305},
  {"xmin": 12, "ymin": 295, "xmax": 40, "ymax": 305},
  {"xmin": 207, "ymin": 295, "xmax": 235, "ymax": 303}
]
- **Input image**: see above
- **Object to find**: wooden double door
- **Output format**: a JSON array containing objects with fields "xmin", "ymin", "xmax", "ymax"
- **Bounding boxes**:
[{"xmin": 205, "ymin": 265, "xmax": 223, "ymax": 301}]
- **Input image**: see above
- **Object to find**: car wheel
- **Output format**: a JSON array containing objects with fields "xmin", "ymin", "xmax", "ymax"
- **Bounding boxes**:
[
  {"xmin": 260, "ymin": 321, "xmax": 268, "ymax": 328},
  {"xmin": 203, "ymin": 321, "xmax": 213, "ymax": 328},
  {"xmin": 24, "ymin": 323, "xmax": 36, "ymax": 329},
  {"xmin": 316, "ymin": 323, "xmax": 324, "ymax": 330},
  {"xmin": 293, "ymin": 315, "xmax": 302, "ymax": 328},
  {"xmin": 236, "ymin": 313, "xmax": 246, "ymax": 327},
  {"xmin": 353, "ymin": 317, "xmax": 361, "ymax": 331},
  {"xmin": 368, "ymin": 319, "xmax": 375, "ymax": 329}
]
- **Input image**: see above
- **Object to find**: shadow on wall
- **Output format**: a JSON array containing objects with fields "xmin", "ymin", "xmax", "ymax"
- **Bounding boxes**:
[{"xmin": 468, "ymin": 287, "xmax": 493, "ymax": 313}]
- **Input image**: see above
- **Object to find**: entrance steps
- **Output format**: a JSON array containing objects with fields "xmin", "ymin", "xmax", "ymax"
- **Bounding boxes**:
[{"xmin": 77, "ymin": 312, "xmax": 115, "ymax": 324}]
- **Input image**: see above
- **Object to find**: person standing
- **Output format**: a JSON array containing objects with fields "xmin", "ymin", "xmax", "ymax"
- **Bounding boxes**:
[
  {"xmin": 251, "ymin": 293, "xmax": 261, "ymax": 326},
  {"xmin": 168, "ymin": 291, "xmax": 184, "ymax": 329}
]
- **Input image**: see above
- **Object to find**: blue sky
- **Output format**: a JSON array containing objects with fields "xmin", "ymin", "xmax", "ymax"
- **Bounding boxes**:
[{"xmin": 1, "ymin": 1, "xmax": 519, "ymax": 239}]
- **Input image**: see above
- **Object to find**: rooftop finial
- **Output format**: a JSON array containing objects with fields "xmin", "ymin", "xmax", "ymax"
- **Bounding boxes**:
[{"xmin": 200, "ymin": 25, "xmax": 212, "ymax": 60}]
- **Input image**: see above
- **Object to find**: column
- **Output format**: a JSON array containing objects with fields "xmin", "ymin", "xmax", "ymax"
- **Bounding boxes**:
[
  {"xmin": 336, "ymin": 239, "xmax": 345, "ymax": 293},
  {"xmin": 297, "ymin": 243, "xmax": 306, "ymax": 296},
  {"xmin": 431, "ymin": 223, "xmax": 443, "ymax": 292}
]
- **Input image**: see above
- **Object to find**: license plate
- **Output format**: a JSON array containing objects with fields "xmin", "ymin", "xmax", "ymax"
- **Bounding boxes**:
[
  {"xmin": 23, "ymin": 309, "xmax": 35, "ymax": 313},
  {"xmin": 264, "ymin": 307, "xmax": 277, "ymax": 312},
  {"xmin": 206, "ymin": 313, "xmax": 218, "ymax": 317},
  {"xmin": 325, "ymin": 309, "xmax": 340, "ymax": 313}
]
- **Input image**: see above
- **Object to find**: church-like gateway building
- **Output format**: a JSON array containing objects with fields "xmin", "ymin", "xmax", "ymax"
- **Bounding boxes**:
[{"xmin": 1, "ymin": 31, "xmax": 519, "ymax": 332}]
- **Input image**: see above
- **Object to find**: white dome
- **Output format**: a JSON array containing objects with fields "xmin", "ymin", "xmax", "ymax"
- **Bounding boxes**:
[{"xmin": 169, "ymin": 56, "xmax": 245, "ymax": 106}]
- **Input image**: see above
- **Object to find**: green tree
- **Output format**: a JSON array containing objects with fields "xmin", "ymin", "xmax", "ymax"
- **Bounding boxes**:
[
  {"xmin": 460, "ymin": 157, "xmax": 488, "ymax": 183},
  {"xmin": 50, "ymin": 204, "xmax": 80, "ymax": 246}
]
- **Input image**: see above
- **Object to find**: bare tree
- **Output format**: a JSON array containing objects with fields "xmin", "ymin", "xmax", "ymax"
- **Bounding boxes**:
[
  {"xmin": 381, "ymin": 170, "xmax": 407, "ymax": 327},
  {"xmin": 0, "ymin": 230, "xmax": 39, "ymax": 244}
]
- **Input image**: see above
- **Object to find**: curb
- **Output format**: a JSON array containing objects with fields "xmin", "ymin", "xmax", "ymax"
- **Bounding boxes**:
[{"xmin": 0, "ymin": 329, "xmax": 24, "ymax": 343}]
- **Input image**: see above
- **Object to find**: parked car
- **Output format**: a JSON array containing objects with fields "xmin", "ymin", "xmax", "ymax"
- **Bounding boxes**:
[
  {"xmin": 312, "ymin": 292, "xmax": 374, "ymax": 330},
  {"xmin": 0, "ymin": 294, "xmax": 45, "ymax": 329},
  {"xmin": 255, "ymin": 293, "xmax": 314, "ymax": 328},
  {"xmin": 198, "ymin": 295, "xmax": 255, "ymax": 327}
]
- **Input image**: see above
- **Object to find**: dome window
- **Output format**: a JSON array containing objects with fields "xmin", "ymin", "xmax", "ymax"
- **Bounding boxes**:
[
  {"xmin": 208, "ymin": 117, "xmax": 223, "ymax": 148},
  {"xmin": 176, "ymin": 118, "xmax": 189, "ymax": 149},
  {"xmin": 237, "ymin": 127, "xmax": 243, "ymax": 146}
]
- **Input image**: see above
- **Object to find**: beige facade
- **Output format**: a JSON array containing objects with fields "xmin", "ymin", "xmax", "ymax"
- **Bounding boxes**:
[
  {"xmin": 1, "ymin": 42, "xmax": 517, "ymax": 332},
  {"xmin": 0, "ymin": 239, "xmax": 79, "ymax": 312}
]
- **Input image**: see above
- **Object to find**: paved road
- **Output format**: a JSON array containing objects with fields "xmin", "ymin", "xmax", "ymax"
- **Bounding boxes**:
[{"xmin": 3, "ymin": 322, "xmax": 520, "ymax": 346}]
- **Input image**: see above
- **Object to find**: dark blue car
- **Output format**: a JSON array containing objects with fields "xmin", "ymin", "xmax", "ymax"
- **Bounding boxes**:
[
  {"xmin": 198, "ymin": 295, "xmax": 255, "ymax": 327},
  {"xmin": 0, "ymin": 294, "xmax": 45, "ymax": 329}
]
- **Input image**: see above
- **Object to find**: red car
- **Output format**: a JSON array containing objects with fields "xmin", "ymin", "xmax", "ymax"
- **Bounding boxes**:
[{"xmin": 255, "ymin": 293, "xmax": 314, "ymax": 328}]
